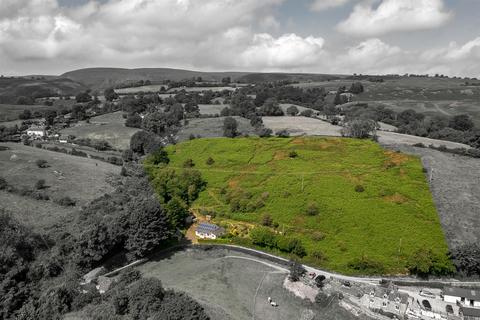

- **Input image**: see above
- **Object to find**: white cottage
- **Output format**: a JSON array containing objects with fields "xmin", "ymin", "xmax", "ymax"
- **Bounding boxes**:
[
  {"xmin": 26, "ymin": 126, "xmax": 46, "ymax": 138},
  {"xmin": 444, "ymin": 287, "xmax": 480, "ymax": 308},
  {"xmin": 195, "ymin": 222, "xmax": 225, "ymax": 240}
]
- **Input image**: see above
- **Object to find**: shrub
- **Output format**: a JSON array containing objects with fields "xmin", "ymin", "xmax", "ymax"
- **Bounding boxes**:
[
  {"xmin": 300, "ymin": 109, "xmax": 313, "ymax": 117},
  {"xmin": 35, "ymin": 179, "xmax": 46, "ymax": 190},
  {"xmin": 289, "ymin": 260, "xmax": 306, "ymax": 282},
  {"xmin": 36, "ymin": 159, "xmax": 49, "ymax": 168},
  {"xmin": 149, "ymin": 148, "xmax": 170, "ymax": 165},
  {"xmin": 306, "ymin": 202, "xmax": 319, "ymax": 216},
  {"xmin": 276, "ymin": 129, "xmax": 290, "ymax": 138},
  {"xmin": 286, "ymin": 105, "xmax": 299, "ymax": 116},
  {"xmin": 355, "ymin": 185, "xmax": 365, "ymax": 192},
  {"xmin": 348, "ymin": 255, "xmax": 385, "ymax": 275},
  {"xmin": 261, "ymin": 214, "xmax": 273, "ymax": 227},
  {"xmin": 250, "ymin": 227, "xmax": 277, "ymax": 248},
  {"xmin": 288, "ymin": 151, "xmax": 298, "ymax": 158},
  {"xmin": 206, "ymin": 157, "xmax": 215, "ymax": 165},
  {"xmin": 311, "ymin": 250, "xmax": 326, "ymax": 262},
  {"xmin": 315, "ymin": 275, "xmax": 326, "ymax": 288},
  {"xmin": 0, "ymin": 177, "xmax": 7, "ymax": 190},
  {"xmin": 183, "ymin": 159, "xmax": 195, "ymax": 168},
  {"xmin": 312, "ymin": 231, "xmax": 325, "ymax": 241},
  {"xmin": 55, "ymin": 196, "xmax": 76, "ymax": 207}
]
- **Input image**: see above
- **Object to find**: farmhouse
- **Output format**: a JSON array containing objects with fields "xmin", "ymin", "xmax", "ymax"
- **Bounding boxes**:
[
  {"xmin": 26, "ymin": 125, "xmax": 46, "ymax": 138},
  {"xmin": 195, "ymin": 222, "xmax": 225, "ymax": 240},
  {"xmin": 443, "ymin": 287, "xmax": 480, "ymax": 308}
]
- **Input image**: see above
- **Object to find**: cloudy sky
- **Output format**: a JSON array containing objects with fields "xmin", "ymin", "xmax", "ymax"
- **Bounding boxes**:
[{"xmin": 1, "ymin": 0, "xmax": 479, "ymax": 77}]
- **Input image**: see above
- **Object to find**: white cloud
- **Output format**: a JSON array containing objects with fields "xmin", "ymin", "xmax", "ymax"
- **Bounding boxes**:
[
  {"xmin": 241, "ymin": 33, "xmax": 325, "ymax": 69},
  {"xmin": 310, "ymin": 0, "xmax": 351, "ymax": 11},
  {"xmin": 0, "ymin": 0, "xmax": 479, "ymax": 78},
  {"xmin": 337, "ymin": 0, "xmax": 452, "ymax": 36}
]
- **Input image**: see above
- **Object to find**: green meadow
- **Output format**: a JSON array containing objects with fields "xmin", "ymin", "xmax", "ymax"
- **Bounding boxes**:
[{"xmin": 146, "ymin": 137, "xmax": 451, "ymax": 275}]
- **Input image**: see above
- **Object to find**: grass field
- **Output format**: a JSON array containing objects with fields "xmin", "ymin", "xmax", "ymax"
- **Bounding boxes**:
[
  {"xmin": 198, "ymin": 104, "xmax": 229, "ymax": 115},
  {"xmin": 60, "ymin": 111, "xmax": 140, "ymax": 150},
  {"xmin": 262, "ymin": 116, "xmax": 469, "ymax": 149},
  {"xmin": 0, "ymin": 142, "xmax": 118, "ymax": 230},
  {"xmin": 0, "ymin": 104, "xmax": 50, "ymax": 122},
  {"xmin": 177, "ymin": 116, "xmax": 255, "ymax": 141},
  {"xmin": 114, "ymin": 84, "xmax": 167, "ymax": 94},
  {"xmin": 146, "ymin": 137, "xmax": 451, "ymax": 275}
]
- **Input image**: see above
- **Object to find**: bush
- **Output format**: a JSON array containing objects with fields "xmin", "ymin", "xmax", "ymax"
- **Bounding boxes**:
[
  {"xmin": 286, "ymin": 105, "xmax": 299, "ymax": 116},
  {"xmin": 149, "ymin": 148, "xmax": 170, "ymax": 165},
  {"xmin": 206, "ymin": 157, "xmax": 215, "ymax": 165},
  {"xmin": 276, "ymin": 129, "xmax": 290, "ymax": 138},
  {"xmin": 288, "ymin": 151, "xmax": 298, "ymax": 158},
  {"xmin": 289, "ymin": 260, "xmax": 306, "ymax": 282},
  {"xmin": 306, "ymin": 202, "xmax": 319, "ymax": 216},
  {"xmin": 183, "ymin": 159, "xmax": 195, "ymax": 168},
  {"xmin": 35, "ymin": 179, "xmax": 46, "ymax": 190},
  {"xmin": 36, "ymin": 159, "xmax": 49, "ymax": 168},
  {"xmin": 355, "ymin": 185, "xmax": 365, "ymax": 192},
  {"xmin": 311, "ymin": 250, "xmax": 326, "ymax": 262},
  {"xmin": 300, "ymin": 109, "xmax": 313, "ymax": 117},
  {"xmin": 261, "ymin": 214, "xmax": 273, "ymax": 227},
  {"xmin": 55, "ymin": 196, "xmax": 76, "ymax": 207},
  {"xmin": 348, "ymin": 255, "xmax": 385, "ymax": 275},
  {"xmin": 256, "ymin": 126, "xmax": 272, "ymax": 137},
  {"xmin": 0, "ymin": 177, "xmax": 7, "ymax": 190}
]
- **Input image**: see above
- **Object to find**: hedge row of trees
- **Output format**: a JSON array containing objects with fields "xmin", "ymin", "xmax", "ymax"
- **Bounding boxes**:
[{"xmin": 250, "ymin": 226, "xmax": 307, "ymax": 258}]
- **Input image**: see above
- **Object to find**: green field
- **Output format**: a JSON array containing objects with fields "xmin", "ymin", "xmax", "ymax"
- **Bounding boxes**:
[{"xmin": 146, "ymin": 137, "xmax": 451, "ymax": 275}]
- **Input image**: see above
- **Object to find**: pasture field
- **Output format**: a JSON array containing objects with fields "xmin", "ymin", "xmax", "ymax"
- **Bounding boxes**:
[
  {"xmin": 146, "ymin": 137, "xmax": 451, "ymax": 275},
  {"xmin": 114, "ymin": 84, "xmax": 167, "ymax": 94},
  {"xmin": 167, "ymin": 86, "xmax": 237, "ymax": 93},
  {"xmin": 262, "ymin": 116, "xmax": 470, "ymax": 149},
  {"xmin": 177, "ymin": 116, "xmax": 255, "ymax": 141},
  {"xmin": 198, "ymin": 104, "xmax": 229, "ymax": 115},
  {"xmin": 135, "ymin": 248, "xmax": 364, "ymax": 320},
  {"xmin": 0, "ymin": 104, "xmax": 50, "ymax": 122},
  {"xmin": 60, "ymin": 111, "xmax": 140, "ymax": 150},
  {"xmin": 0, "ymin": 142, "xmax": 118, "ymax": 230},
  {"xmin": 0, "ymin": 100, "xmax": 76, "ymax": 122}
]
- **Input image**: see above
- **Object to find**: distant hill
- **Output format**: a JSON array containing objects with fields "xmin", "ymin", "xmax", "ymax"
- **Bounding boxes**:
[
  {"xmin": 61, "ymin": 68, "xmax": 251, "ymax": 90},
  {"xmin": 0, "ymin": 77, "xmax": 88, "ymax": 104},
  {"xmin": 60, "ymin": 67, "xmax": 346, "ymax": 90}
]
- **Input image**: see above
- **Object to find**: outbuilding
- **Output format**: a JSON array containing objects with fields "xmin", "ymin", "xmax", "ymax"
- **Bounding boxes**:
[
  {"xmin": 443, "ymin": 287, "xmax": 480, "ymax": 308},
  {"xmin": 461, "ymin": 306, "xmax": 480, "ymax": 320}
]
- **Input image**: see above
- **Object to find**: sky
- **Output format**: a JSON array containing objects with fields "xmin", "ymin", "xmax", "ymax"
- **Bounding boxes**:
[{"xmin": 0, "ymin": 0, "xmax": 479, "ymax": 77}]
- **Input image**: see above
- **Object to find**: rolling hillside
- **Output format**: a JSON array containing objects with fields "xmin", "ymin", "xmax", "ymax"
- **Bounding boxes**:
[
  {"xmin": 61, "ymin": 67, "xmax": 251, "ymax": 90},
  {"xmin": 146, "ymin": 137, "xmax": 452, "ymax": 275}
]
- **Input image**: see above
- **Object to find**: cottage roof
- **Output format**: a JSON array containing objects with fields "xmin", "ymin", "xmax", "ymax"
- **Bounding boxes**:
[
  {"xmin": 444, "ymin": 287, "xmax": 479, "ymax": 301},
  {"xmin": 27, "ymin": 125, "xmax": 45, "ymax": 131},
  {"xmin": 196, "ymin": 222, "xmax": 224, "ymax": 235}
]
